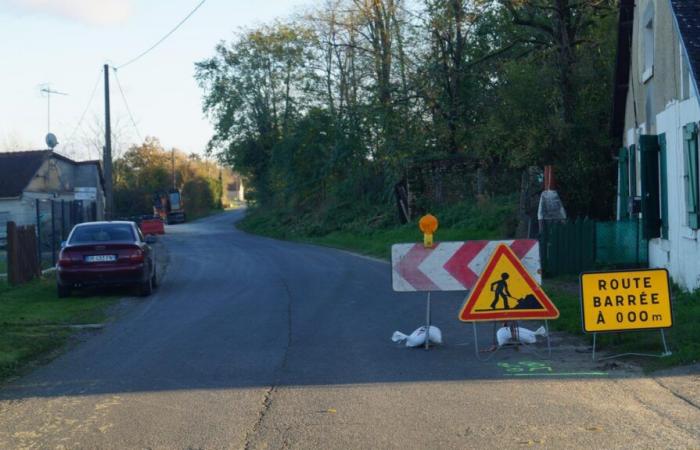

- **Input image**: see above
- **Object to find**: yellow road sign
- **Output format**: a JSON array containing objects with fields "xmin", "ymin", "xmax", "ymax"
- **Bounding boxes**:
[
  {"xmin": 580, "ymin": 269, "xmax": 672, "ymax": 333},
  {"xmin": 459, "ymin": 244, "xmax": 558, "ymax": 322}
]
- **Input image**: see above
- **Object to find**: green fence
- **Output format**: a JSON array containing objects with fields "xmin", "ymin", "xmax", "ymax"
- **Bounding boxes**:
[{"xmin": 540, "ymin": 219, "xmax": 648, "ymax": 277}]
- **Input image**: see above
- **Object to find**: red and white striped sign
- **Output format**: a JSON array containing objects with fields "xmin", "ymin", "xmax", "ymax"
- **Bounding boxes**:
[{"xmin": 391, "ymin": 240, "xmax": 541, "ymax": 292}]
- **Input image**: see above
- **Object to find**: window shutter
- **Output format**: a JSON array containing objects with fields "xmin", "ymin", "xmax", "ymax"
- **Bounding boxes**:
[
  {"xmin": 618, "ymin": 147, "xmax": 629, "ymax": 220},
  {"xmin": 640, "ymin": 135, "xmax": 661, "ymax": 239},
  {"xmin": 683, "ymin": 123, "xmax": 700, "ymax": 229},
  {"xmin": 629, "ymin": 144, "xmax": 637, "ymax": 196},
  {"xmin": 659, "ymin": 134, "xmax": 669, "ymax": 238}
]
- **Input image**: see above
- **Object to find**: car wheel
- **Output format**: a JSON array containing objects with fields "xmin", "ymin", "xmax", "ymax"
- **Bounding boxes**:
[
  {"xmin": 151, "ymin": 268, "xmax": 158, "ymax": 288},
  {"xmin": 139, "ymin": 276, "xmax": 153, "ymax": 297},
  {"xmin": 57, "ymin": 284, "xmax": 71, "ymax": 298}
]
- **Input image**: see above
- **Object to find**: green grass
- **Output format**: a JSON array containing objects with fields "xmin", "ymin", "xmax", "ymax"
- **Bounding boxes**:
[
  {"xmin": 0, "ymin": 277, "xmax": 118, "ymax": 380},
  {"xmin": 239, "ymin": 196, "xmax": 518, "ymax": 260},
  {"xmin": 546, "ymin": 279, "xmax": 700, "ymax": 370}
]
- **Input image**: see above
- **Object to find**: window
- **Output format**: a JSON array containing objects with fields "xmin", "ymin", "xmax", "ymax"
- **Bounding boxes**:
[
  {"xmin": 69, "ymin": 223, "xmax": 135, "ymax": 244},
  {"xmin": 642, "ymin": 4, "xmax": 654, "ymax": 83},
  {"xmin": 683, "ymin": 123, "xmax": 699, "ymax": 229}
]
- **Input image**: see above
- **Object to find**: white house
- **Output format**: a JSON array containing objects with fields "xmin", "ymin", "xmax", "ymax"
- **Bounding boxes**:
[
  {"xmin": 0, "ymin": 150, "xmax": 105, "ymax": 239},
  {"xmin": 612, "ymin": 1, "xmax": 700, "ymax": 290}
]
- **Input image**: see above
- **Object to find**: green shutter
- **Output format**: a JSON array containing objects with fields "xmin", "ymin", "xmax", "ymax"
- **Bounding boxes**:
[
  {"xmin": 683, "ymin": 123, "xmax": 700, "ymax": 229},
  {"xmin": 618, "ymin": 147, "xmax": 629, "ymax": 219},
  {"xmin": 659, "ymin": 134, "xmax": 669, "ymax": 238},
  {"xmin": 640, "ymin": 135, "xmax": 661, "ymax": 239},
  {"xmin": 629, "ymin": 144, "xmax": 637, "ymax": 197}
]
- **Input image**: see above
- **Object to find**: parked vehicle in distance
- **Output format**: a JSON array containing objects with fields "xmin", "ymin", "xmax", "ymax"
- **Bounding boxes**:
[
  {"xmin": 56, "ymin": 221, "xmax": 157, "ymax": 298},
  {"xmin": 138, "ymin": 215, "xmax": 165, "ymax": 235},
  {"xmin": 154, "ymin": 189, "xmax": 186, "ymax": 224}
]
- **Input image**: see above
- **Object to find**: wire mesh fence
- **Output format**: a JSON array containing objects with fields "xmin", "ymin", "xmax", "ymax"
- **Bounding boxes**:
[
  {"xmin": 36, "ymin": 199, "xmax": 97, "ymax": 270},
  {"xmin": 0, "ymin": 199, "xmax": 98, "ymax": 278}
]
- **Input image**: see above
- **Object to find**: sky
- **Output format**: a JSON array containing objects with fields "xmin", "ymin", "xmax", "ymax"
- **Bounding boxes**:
[{"xmin": 0, "ymin": 0, "xmax": 311, "ymax": 160}]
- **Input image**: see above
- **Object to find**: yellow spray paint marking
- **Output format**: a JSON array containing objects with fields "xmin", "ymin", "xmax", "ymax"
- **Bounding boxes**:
[{"xmin": 580, "ymin": 269, "xmax": 672, "ymax": 333}]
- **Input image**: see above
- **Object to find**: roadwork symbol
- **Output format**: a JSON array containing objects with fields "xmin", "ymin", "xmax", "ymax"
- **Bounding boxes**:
[{"xmin": 458, "ymin": 244, "xmax": 559, "ymax": 322}]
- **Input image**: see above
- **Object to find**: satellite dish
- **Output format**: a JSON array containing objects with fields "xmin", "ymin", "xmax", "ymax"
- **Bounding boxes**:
[{"xmin": 45, "ymin": 133, "xmax": 58, "ymax": 149}]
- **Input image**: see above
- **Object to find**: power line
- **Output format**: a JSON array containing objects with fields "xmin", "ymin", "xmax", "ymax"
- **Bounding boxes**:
[
  {"xmin": 63, "ymin": 68, "xmax": 103, "ymax": 158},
  {"xmin": 116, "ymin": 0, "xmax": 208, "ymax": 70},
  {"xmin": 112, "ymin": 69, "xmax": 143, "ymax": 143}
]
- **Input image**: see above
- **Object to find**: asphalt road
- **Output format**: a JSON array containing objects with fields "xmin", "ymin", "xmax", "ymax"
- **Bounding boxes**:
[{"xmin": 0, "ymin": 210, "xmax": 698, "ymax": 449}]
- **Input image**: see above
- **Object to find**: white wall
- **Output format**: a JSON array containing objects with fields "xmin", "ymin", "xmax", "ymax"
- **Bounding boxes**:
[
  {"xmin": 0, "ymin": 199, "xmax": 31, "ymax": 227},
  {"xmin": 649, "ymin": 96, "xmax": 700, "ymax": 290}
]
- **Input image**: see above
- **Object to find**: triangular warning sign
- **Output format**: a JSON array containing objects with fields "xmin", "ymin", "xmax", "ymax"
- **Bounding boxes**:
[{"xmin": 458, "ymin": 244, "xmax": 558, "ymax": 322}]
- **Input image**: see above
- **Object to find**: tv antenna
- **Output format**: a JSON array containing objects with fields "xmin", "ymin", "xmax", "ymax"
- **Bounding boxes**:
[{"xmin": 40, "ymin": 84, "xmax": 68, "ymax": 134}]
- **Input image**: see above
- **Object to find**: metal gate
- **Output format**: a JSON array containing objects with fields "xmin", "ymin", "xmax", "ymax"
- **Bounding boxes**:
[{"xmin": 540, "ymin": 219, "xmax": 647, "ymax": 277}]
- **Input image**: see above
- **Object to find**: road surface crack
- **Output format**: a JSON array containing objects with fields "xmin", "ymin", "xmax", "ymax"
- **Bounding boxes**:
[
  {"xmin": 243, "ymin": 276, "xmax": 294, "ymax": 450},
  {"xmin": 653, "ymin": 377, "xmax": 700, "ymax": 411},
  {"xmin": 613, "ymin": 378, "xmax": 700, "ymax": 438}
]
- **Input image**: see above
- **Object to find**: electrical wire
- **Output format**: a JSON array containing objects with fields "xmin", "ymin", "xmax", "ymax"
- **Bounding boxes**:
[
  {"xmin": 62, "ymin": 68, "xmax": 103, "ymax": 159},
  {"xmin": 112, "ymin": 69, "xmax": 143, "ymax": 143},
  {"xmin": 115, "ymin": 0, "xmax": 208, "ymax": 70}
]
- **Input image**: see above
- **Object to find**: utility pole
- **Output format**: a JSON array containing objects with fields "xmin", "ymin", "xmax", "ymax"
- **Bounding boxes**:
[
  {"xmin": 104, "ymin": 64, "xmax": 114, "ymax": 220},
  {"xmin": 171, "ymin": 148, "xmax": 176, "ymax": 190}
]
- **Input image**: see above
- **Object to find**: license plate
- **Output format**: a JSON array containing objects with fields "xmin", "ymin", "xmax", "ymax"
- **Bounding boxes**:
[{"xmin": 85, "ymin": 255, "xmax": 116, "ymax": 263}]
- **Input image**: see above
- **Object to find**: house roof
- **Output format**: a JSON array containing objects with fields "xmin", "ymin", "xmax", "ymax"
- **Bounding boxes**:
[
  {"xmin": 0, "ymin": 150, "xmax": 104, "ymax": 198},
  {"xmin": 0, "ymin": 150, "xmax": 52, "ymax": 198},
  {"xmin": 670, "ymin": 1, "xmax": 700, "ymax": 89}
]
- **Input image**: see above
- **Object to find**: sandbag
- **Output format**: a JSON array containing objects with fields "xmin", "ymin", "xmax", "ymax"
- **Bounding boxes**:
[
  {"xmin": 392, "ymin": 326, "xmax": 443, "ymax": 347},
  {"xmin": 496, "ymin": 325, "xmax": 546, "ymax": 346}
]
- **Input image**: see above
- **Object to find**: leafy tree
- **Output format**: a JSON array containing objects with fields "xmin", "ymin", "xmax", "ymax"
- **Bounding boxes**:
[{"xmin": 196, "ymin": 0, "xmax": 620, "ymax": 222}]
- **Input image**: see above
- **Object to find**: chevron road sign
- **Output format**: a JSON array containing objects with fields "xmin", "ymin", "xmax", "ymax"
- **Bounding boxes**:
[{"xmin": 391, "ymin": 240, "xmax": 542, "ymax": 292}]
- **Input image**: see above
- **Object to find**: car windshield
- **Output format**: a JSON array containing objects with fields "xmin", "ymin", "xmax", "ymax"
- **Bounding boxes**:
[{"xmin": 69, "ymin": 224, "xmax": 135, "ymax": 244}]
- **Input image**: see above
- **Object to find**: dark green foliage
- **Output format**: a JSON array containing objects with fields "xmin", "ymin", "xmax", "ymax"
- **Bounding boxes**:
[
  {"xmin": 239, "ymin": 195, "xmax": 518, "ymax": 259},
  {"xmin": 113, "ymin": 137, "xmax": 223, "ymax": 218},
  {"xmin": 197, "ymin": 0, "xmax": 620, "ymax": 231},
  {"xmin": 547, "ymin": 279, "xmax": 700, "ymax": 370}
]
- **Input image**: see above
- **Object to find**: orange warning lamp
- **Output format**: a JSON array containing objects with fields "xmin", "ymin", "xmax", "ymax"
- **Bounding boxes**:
[{"xmin": 419, "ymin": 214, "xmax": 438, "ymax": 248}]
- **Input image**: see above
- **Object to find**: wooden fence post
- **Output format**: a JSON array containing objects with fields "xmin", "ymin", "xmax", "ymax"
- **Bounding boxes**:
[
  {"xmin": 7, "ymin": 221, "xmax": 18, "ymax": 285},
  {"xmin": 6, "ymin": 221, "xmax": 40, "ymax": 286}
]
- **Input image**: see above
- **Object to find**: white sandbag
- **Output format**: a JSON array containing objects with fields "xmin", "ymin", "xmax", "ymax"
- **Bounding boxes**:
[
  {"xmin": 496, "ymin": 326, "xmax": 546, "ymax": 346},
  {"xmin": 392, "ymin": 326, "xmax": 442, "ymax": 347}
]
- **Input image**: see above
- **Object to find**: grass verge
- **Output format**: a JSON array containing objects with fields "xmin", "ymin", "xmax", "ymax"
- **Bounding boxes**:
[
  {"xmin": 239, "ymin": 196, "xmax": 518, "ymax": 260},
  {"xmin": 545, "ymin": 280, "xmax": 699, "ymax": 370},
  {"xmin": 0, "ymin": 276, "xmax": 118, "ymax": 381}
]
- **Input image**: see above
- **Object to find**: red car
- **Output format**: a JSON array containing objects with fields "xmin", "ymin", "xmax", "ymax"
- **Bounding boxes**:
[{"xmin": 56, "ymin": 221, "xmax": 157, "ymax": 298}]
